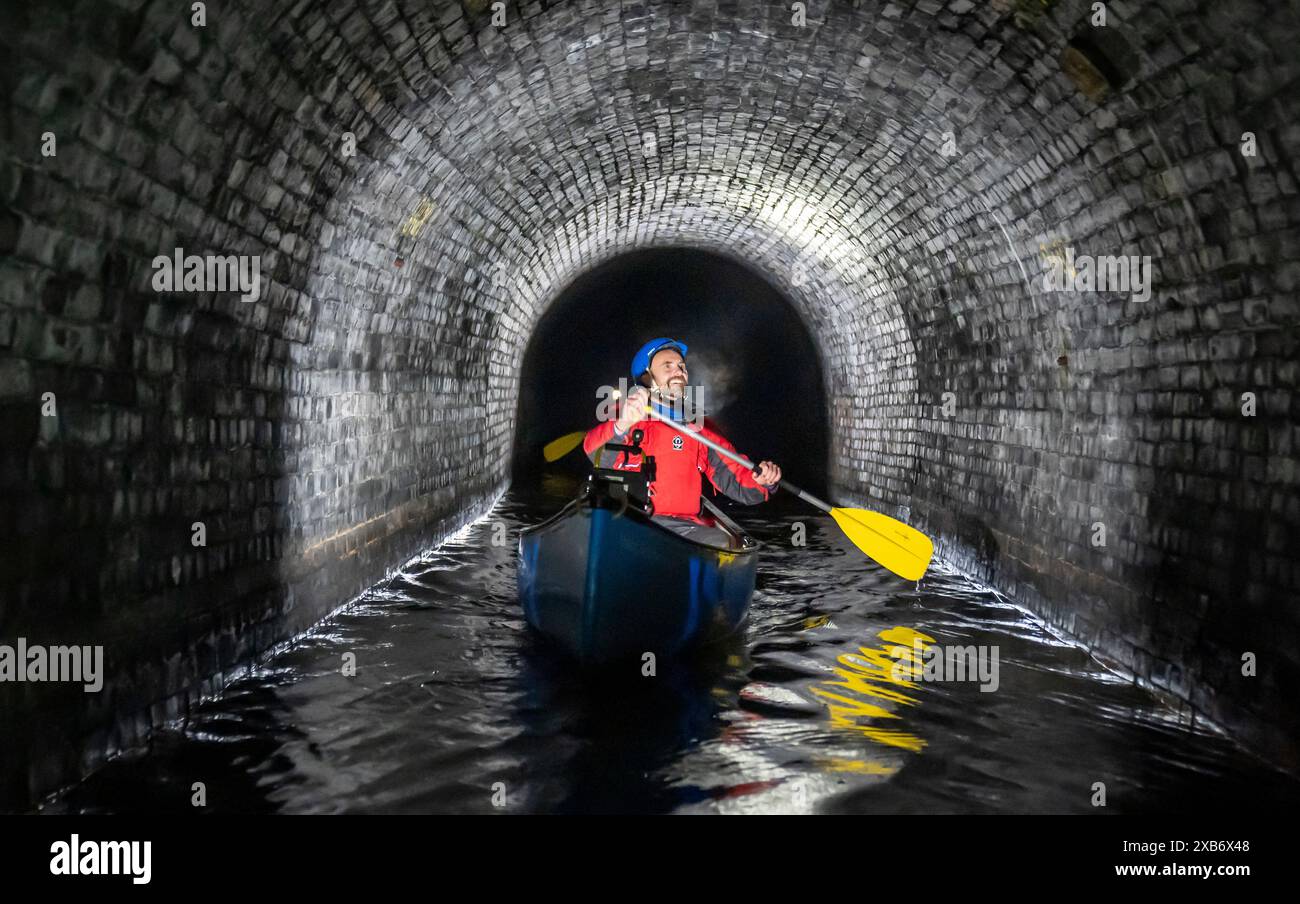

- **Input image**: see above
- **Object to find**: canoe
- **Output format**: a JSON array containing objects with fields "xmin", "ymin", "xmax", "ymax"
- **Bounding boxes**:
[{"xmin": 517, "ymin": 477, "xmax": 760, "ymax": 667}]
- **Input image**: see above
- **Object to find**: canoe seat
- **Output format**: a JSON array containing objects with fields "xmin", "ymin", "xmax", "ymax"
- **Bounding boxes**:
[{"xmin": 650, "ymin": 514, "xmax": 739, "ymax": 550}]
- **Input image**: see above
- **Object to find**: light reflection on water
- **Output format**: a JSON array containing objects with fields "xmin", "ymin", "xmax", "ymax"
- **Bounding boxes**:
[{"xmin": 43, "ymin": 480, "xmax": 1300, "ymax": 814}]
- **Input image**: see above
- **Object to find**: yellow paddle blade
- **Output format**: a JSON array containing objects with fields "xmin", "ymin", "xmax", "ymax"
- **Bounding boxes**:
[
  {"xmin": 543, "ymin": 431, "xmax": 588, "ymax": 462},
  {"xmin": 830, "ymin": 507, "xmax": 934, "ymax": 582}
]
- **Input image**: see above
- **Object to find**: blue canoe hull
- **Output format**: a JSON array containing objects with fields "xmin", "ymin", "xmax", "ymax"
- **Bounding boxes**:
[{"xmin": 517, "ymin": 497, "xmax": 759, "ymax": 667}]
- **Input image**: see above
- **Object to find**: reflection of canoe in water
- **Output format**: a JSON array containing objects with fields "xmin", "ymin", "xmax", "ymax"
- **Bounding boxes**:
[{"xmin": 517, "ymin": 477, "xmax": 760, "ymax": 667}]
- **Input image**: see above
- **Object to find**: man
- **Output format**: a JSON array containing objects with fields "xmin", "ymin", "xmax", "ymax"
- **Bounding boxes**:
[{"xmin": 583, "ymin": 337, "xmax": 782, "ymax": 545}]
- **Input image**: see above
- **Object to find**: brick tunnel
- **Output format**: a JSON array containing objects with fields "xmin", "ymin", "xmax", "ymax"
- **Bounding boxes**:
[{"xmin": 1, "ymin": 0, "xmax": 1298, "ymax": 809}]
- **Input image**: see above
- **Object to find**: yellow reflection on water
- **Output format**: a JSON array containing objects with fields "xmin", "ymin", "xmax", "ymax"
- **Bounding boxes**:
[
  {"xmin": 539, "ymin": 472, "xmax": 581, "ymax": 499},
  {"xmin": 815, "ymin": 757, "xmax": 900, "ymax": 776},
  {"xmin": 809, "ymin": 625, "xmax": 936, "ymax": 755}
]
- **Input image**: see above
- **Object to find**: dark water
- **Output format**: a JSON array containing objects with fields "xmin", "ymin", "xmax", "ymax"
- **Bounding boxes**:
[{"xmin": 43, "ymin": 479, "xmax": 1300, "ymax": 814}]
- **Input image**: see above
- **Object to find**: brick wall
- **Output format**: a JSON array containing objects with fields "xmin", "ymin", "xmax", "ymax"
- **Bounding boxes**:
[{"xmin": 1, "ymin": 0, "xmax": 1296, "ymax": 806}]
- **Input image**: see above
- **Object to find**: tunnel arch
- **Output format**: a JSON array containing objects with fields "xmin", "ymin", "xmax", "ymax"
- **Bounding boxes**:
[
  {"xmin": 508, "ymin": 244, "xmax": 836, "ymax": 496},
  {"xmin": 321, "ymin": 161, "xmax": 926, "ymax": 506},
  {"xmin": 3, "ymin": 0, "xmax": 1298, "ymax": 804}
]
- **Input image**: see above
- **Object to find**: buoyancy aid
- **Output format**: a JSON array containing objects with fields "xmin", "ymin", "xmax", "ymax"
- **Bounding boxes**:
[{"xmin": 583, "ymin": 407, "xmax": 772, "ymax": 518}]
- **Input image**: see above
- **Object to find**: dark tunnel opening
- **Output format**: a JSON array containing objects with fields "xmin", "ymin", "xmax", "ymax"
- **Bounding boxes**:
[{"xmin": 511, "ymin": 248, "xmax": 830, "ymax": 499}]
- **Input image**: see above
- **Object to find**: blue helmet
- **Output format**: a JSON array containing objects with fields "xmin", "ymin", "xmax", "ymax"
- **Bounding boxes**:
[{"xmin": 631, "ymin": 337, "xmax": 688, "ymax": 380}]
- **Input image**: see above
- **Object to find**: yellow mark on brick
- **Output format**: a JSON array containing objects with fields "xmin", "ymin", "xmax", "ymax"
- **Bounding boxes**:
[
  {"xmin": 1039, "ymin": 237, "xmax": 1076, "ymax": 277},
  {"xmin": 300, "ymin": 510, "xmax": 392, "ymax": 557},
  {"xmin": 399, "ymin": 197, "xmax": 434, "ymax": 238}
]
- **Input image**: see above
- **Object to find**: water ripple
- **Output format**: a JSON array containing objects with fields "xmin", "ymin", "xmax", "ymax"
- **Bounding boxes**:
[{"xmin": 42, "ymin": 485, "xmax": 1300, "ymax": 814}]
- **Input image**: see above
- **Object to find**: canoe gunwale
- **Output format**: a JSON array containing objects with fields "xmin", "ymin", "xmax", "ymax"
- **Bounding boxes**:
[{"xmin": 520, "ymin": 479, "xmax": 762, "ymax": 557}]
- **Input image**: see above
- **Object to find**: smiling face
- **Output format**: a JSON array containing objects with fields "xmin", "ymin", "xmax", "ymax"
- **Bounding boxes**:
[{"xmin": 645, "ymin": 348, "xmax": 688, "ymax": 400}]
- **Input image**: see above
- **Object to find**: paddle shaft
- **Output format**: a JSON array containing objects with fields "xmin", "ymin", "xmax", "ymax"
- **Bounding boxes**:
[
  {"xmin": 638, "ymin": 405, "xmax": 833, "ymax": 514},
  {"xmin": 622, "ymin": 389, "xmax": 931, "ymax": 577}
]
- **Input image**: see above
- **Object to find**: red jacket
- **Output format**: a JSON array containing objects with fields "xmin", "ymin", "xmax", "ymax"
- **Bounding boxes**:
[{"xmin": 583, "ymin": 411, "xmax": 772, "ymax": 517}]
